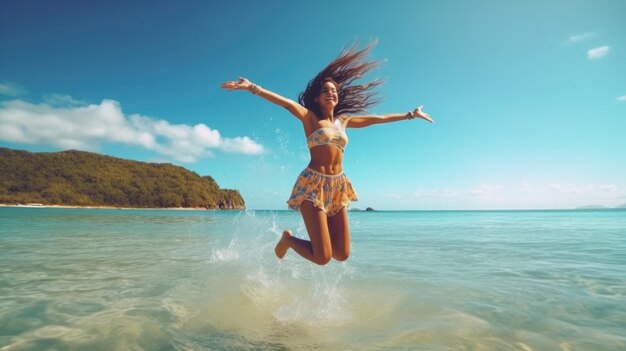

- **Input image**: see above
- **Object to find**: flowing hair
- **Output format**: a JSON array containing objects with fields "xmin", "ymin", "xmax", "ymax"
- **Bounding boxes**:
[{"xmin": 298, "ymin": 42, "xmax": 383, "ymax": 119}]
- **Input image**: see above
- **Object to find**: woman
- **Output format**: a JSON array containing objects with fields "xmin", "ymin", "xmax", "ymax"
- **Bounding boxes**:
[{"xmin": 221, "ymin": 43, "xmax": 433, "ymax": 265}]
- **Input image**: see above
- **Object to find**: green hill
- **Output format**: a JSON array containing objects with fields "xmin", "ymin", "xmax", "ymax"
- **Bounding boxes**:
[{"xmin": 0, "ymin": 148, "xmax": 245, "ymax": 209}]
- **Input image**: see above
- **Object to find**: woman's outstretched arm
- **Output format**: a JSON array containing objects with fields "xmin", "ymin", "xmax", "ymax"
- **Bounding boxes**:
[
  {"xmin": 344, "ymin": 106, "xmax": 433, "ymax": 128},
  {"xmin": 221, "ymin": 77, "xmax": 308, "ymax": 121}
]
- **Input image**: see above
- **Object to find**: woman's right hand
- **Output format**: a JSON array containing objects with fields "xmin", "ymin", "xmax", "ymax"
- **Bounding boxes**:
[{"xmin": 220, "ymin": 77, "xmax": 252, "ymax": 91}]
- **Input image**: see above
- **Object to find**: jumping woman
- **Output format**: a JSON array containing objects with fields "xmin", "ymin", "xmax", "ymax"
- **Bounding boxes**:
[{"xmin": 221, "ymin": 43, "xmax": 433, "ymax": 265}]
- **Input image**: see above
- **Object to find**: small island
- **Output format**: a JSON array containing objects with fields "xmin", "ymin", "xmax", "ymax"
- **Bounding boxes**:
[
  {"xmin": 0, "ymin": 148, "xmax": 245, "ymax": 209},
  {"xmin": 349, "ymin": 207, "xmax": 376, "ymax": 212}
]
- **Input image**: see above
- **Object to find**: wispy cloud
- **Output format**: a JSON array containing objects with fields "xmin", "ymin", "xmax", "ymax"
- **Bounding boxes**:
[
  {"xmin": 549, "ymin": 183, "xmax": 625, "ymax": 202},
  {"xmin": 401, "ymin": 183, "xmax": 626, "ymax": 210},
  {"xmin": 569, "ymin": 32, "xmax": 594, "ymax": 43},
  {"xmin": 518, "ymin": 182, "xmax": 538, "ymax": 193},
  {"xmin": 587, "ymin": 46, "xmax": 610, "ymax": 60},
  {"xmin": 0, "ymin": 97, "xmax": 264, "ymax": 162},
  {"xmin": 470, "ymin": 184, "xmax": 502, "ymax": 197},
  {"xmin": 550, "ymin": 183, "xmax": 619, "ymax": 194},
  {"xmin": 43, "ymin": 94, "xmax": 87, "ymax": 107},
  {"xmin": 0, "ymin": 82, "xmax": 27, "ymax": 97},
  {"xmin": 383, "ymin": 193, "xmax": 403, "ymax": 200},
  {"xmin": 617, "ymin": 95, "xmax": 626, "ymax": 102},
  {"xmin": 414, "ymin": 188, "xmax": 459, "ymax": 198}
]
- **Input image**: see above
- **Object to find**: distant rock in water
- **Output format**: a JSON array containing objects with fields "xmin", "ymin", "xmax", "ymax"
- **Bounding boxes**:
[
  {"xmin": 0, "ymin": 147, "xmax": 245, "ymax": 209},
  {"xmin": 349, "ymin": 207, "xmax": 376, "ymax": 212}
]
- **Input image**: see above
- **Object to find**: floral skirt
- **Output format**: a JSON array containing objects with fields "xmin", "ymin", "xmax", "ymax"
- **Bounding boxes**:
[{"xmin": 287, "ymin": 168, "xmax": 358, "ymax": 216}]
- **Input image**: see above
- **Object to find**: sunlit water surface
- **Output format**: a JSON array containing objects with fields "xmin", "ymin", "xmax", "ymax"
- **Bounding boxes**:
[{"xmin": 1, "ymin": 208, "xmax": 625, "ymax": 350}]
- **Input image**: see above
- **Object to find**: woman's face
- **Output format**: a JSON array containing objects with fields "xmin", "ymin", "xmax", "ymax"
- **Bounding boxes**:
[{"xmin": 316, "ymin": 81, "xmax": 339, "ymax": 111}]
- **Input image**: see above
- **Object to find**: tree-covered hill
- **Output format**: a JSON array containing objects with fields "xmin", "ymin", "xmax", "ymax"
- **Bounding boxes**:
[{"xmin": 0, "ymin": 148, "xmax": 245, "ymax": 209}]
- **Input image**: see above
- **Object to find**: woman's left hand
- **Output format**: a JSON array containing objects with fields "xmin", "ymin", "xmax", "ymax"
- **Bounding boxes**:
[
  {"xmin": 220, "ymin": 77, "xmax": 252, "ymax": 91},
  {"xmin": 411, "ymin": 105, "xmax": 434, "ymax": 123}
]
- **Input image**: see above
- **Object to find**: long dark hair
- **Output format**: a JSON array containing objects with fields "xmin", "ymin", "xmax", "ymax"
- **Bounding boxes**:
[{"xmin": 298, "ymin": 42, "xmax": 383, "ymax": 119}]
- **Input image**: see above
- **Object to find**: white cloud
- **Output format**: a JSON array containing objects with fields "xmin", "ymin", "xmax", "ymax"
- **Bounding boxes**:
[
  {"xmin": 569, "ymin": 32, "xmax": 594, "ymax": 43},
  {"xmin": 221, "ymin": 136, "xmax": 264, "ymax": 154},
  {"xmin": 587, "ymin": 46, "xmax": 610, "ymax": 60},
  {"xmin": 0, "ymin": 98, "xmax": 264, "ymax": 162},
  {"xmin": 0, "ymin": 82, "xmax": 26, "ymax": 97},
  {"xmin": 617, "ymin": 95, "xmax": 626, "ymax": 102}
]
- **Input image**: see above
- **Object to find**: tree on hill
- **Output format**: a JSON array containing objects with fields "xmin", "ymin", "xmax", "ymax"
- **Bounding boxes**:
[{"xmin": 0, "ymin": 148, "xmax": 245, "ymax": 209}]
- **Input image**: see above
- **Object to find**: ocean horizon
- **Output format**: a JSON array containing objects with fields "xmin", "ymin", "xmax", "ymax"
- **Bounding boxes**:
[
  {"xmin": 3, "ymin": 203, "xmax": 626, "ymax": 212},
  {"xmin": 1, "ymin": 207, "xmax": 625, "ymax": 350}
]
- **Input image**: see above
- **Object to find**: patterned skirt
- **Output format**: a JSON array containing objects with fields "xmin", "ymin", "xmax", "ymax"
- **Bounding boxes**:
[{"xmin": 287, "ymin": 168, "xmax": 358, "ymax": 216}]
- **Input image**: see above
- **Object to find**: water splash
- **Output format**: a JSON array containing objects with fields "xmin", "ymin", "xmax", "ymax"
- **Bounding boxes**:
[
  {"xmin": 209, "ymin": 239, "xmax": 240, "ymax": 263},
  {"xmin": 183, "ymin": 210, "xmax": 358, "ymax": 348}
]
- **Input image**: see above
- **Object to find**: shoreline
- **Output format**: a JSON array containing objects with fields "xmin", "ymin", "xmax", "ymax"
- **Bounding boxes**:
[{"xmin": 0, "ymin": 204, "xmax": 237, "ymax": 211}]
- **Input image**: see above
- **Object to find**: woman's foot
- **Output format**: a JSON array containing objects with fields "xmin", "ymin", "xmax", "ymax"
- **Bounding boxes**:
[{"xmin": 274, "ymin": 230, "xmax": 292, "ymax": 259}]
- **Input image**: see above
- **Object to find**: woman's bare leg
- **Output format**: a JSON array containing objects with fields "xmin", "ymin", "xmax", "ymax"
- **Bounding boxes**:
[
  {"xmin": 274, "ymin": 201, "xmax": 333, "ymax": 265},
  {"xmin": 327, "ymin": 207, "xmax": 350, "ymax": 261}
]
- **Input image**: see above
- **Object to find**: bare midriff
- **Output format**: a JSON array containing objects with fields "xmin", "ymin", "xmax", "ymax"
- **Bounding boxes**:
[{"xmin": 307, "ymin": 145, "xmax": 344, "ymax": 175}]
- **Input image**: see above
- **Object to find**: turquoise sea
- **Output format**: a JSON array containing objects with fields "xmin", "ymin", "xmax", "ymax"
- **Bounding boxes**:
[{"xmin": 1, "ymin": 207, "xmax": 625, "ymax": 350}]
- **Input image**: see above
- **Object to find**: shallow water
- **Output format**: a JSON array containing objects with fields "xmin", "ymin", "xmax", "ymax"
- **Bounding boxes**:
[{"xmin": 1, "ymin": 208, "xmax": 625, "ymax": 350}]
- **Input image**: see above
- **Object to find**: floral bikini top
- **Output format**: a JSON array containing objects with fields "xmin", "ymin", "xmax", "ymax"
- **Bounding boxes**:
[{"xmin": 306, "ymin": 119, "xmax": 348, "ymax": 151}]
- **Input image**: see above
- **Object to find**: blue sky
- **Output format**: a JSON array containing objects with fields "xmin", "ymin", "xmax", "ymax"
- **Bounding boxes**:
[{"xmin": 1, "ymin": 0, "xmax": 625, "ymax": 210}]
